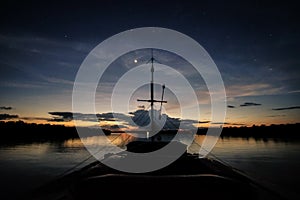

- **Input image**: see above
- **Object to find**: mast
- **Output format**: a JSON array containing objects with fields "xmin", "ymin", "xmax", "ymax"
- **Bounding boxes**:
[
  {"xmin": 137, "ymin": 49, "xmax": 167, "ymax": 134},
  {"xmin": 150, "ymin": 49, "xmax": 154, "ymax": 132}
]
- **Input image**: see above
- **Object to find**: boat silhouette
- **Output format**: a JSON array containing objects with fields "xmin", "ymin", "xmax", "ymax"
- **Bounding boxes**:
[{"xmin": 31, "ymin": 49, "xmax": 286, "ymax": 200}]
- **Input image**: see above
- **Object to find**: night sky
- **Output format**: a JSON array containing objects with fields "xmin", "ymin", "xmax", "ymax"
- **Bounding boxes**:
[{"xmin": 0, "ymin": 0, "xmax": 299, "ymax": 127}]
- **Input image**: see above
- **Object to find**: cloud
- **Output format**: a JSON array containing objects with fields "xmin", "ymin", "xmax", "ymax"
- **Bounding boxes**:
[
  {"xmin": 287, "ymin": 90, "xmax": 300, "ymax": 94},
  {"xmin": 97, "ymin": 113, "xmax": 123, "ymax": 121},
  {"xmin": 226, "ymin": 83, "xmax": 284, "ymax": 98},
  {"xmin": 0, "ymin": 114, "xmax": 18, "ymax": 120},
  {"xmin": 0, "ymin": 106, "xmax": 12, "ymax": 110},
  {"xmin": 21, "ymin": 117, "xmax": 52, "ymax": 121},
  {"xmin": 227, "ymin": 105, "xmax": 235, "ymax": 108},
  {"xmin": 0, "ymin": 34, "xmax": 91, "ymax": 56},
  {"xmin": 2, "ymin": 81, "xmax": 46, "ymax": 89},
  {"xmin": 48, "ymin": 112, "xmax": 129, "ymax": 123},
  {"xmin": 211, "ymin": 122, "xmax": 246, "ymax": 126},
  {"xmin": 266, "ymin": 115, "xmax": 286, "ymax": 118},
  {"xmin": 48, "ymin": 112, "xmax": 73, "ymax": 122},
  {"xmin": 48, "ymin": 118, "xmax": 67, "ymax": 122},
  {"xmin": 101, "ymin": 124, "xmax": 129, "ymax": 130},
  {"xmin": 240, "ymin": 102, "xmax": 262, "ymax": 107},
  {"xmin": 39, "ymin": 75, "xmax": 74, "ymax": 86},
  {"xmin": 48, "ymin": 110, "xmax": 199, "ymax": 130},
  {"xmin": 198, "ymin": 120, "xmax": 211, "ymax": 124},
  {"xmin": 272, "ymin": 106, "xmax": 300, "ymax": 111},
  {"xmin": 137, "ymin": 105, "xmax": 145, "ymax": 109},
  {"xmin": 228, "ymin": 123, "xmax": 246, "ymax": 126}
]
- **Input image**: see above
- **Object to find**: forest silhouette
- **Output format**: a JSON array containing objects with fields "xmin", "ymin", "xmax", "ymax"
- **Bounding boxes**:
[{"xmin": 0, "ymin": 120, "xmax": 299, "ymax": 144}]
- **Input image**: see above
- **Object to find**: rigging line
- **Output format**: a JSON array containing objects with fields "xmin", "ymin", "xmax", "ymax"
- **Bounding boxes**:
[
  {"xmin": 159, "ymin": 84, "xmax": 165, "ymax": 119},
  {"xmin": 137, "ymin": 112, "xmax": 148, "ymax": 127},
  {"xmin": 190, "ymin": 139, "xmax": 237, "ymax": 170},
  {"xmin": 133, "ymin": 105, "xmax": 149, "ymax": 124},
  {"xmin": 166, "ymin": 117, "xmax": 180, "ymax": 130},
  {"xmin": 145, "ymin": 49, "xmax": 162, "ymax": 65},
  {"xmin": 191, "ymin": 138, "xmax": 286, "ymax": 199},
  {"xmin": 134, "ymin": 111, "xmax": 148, "ymax": 126},
  {"xmin": 140, "ymin": 105, "xmax": 153, "ymax": 126},
  {"xmin": 99, "ymin": 134, "xmax": 138, "ymax": 164},
  {"xmin": 193, "ymin": 135, "xmax": 264, "ymax": 174},
  {"xmin": 56, "ymin": 134, "xmax": 123, "ymax": 178},
  {"xmin": 120, "ymin": 133, "xmax": 134, "ymax": 147},
  {"xmin": 141, "ymin": 105, "xmax": 152, "ymax": 126},
  {"xmin": 133, "ymin": 104, "xmax": 151, "ymax": 127}
]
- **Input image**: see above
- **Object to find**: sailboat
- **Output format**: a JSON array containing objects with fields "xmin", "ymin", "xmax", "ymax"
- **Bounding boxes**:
[
  {"xmin": 131, "ymin": 49, "xmax": 179, "ymax": 143},
  {"xmin": 31, "ymin": 49, "xmax": 285, "ymax": 200}
]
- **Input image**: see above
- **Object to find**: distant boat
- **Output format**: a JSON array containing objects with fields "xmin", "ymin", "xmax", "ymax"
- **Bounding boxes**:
[{"xmin": 31, "ymin": 50, "xmax": 285, "ymax": 200}]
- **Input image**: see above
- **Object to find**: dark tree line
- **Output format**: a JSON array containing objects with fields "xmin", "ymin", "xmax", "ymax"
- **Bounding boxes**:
[
  {"xmin": 197, "ymin": 123, "xmax": 300, "ymax": 140},
  {"xmin": 1, "ymin": 121, "xmax": 299, "ymax": 144},
  {"xmin": 0, "ymin": 121, "xmax": 111, "ymax": 143}
]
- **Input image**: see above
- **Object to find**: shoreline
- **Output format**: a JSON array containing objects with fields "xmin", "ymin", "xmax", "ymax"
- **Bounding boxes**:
[{"xmin": 1, "ymin": 121, "xmax": 299, "ymax": 144}]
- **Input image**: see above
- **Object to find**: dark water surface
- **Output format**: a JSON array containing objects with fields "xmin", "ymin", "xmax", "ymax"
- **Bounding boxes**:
[{"xmin": 0, "ymin": 135, "xmax": 299, "ymax": 199}]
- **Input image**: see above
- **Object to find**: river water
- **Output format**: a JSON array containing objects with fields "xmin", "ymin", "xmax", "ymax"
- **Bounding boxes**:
[{"xmin": 0, "ymin": 135, "xmax": 299, "ymax": 200}]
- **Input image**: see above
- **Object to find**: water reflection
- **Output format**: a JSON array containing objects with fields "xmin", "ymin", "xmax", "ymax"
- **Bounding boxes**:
[
  {"xmin": 0, "ymin": 135, "xmax": 300, "ymax": 199},
  {"xmin": 63, "ymin": 133, "xmax": 136, "ymax": 148},
  {"xmin": 59, "ymin": 133, "xmax": 300, "ymax": 156}
]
